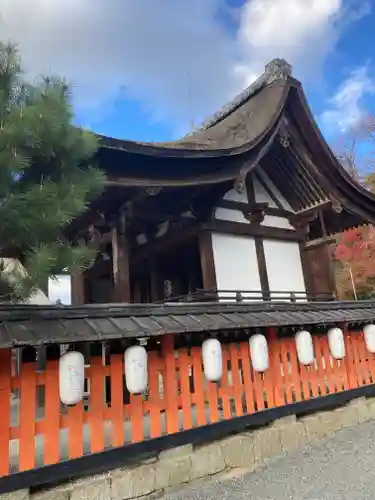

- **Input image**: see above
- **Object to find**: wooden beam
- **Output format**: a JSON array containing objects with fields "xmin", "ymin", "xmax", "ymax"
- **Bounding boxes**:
[
  {"xmin": 203, "ymin": 220, "xmax": 305, "ymax": 242},
  {"xmin": 254, "ymin": 237, "xmax": 270, "ymax": 299},
  {"xmin": 246, "ymin": 171, "xmax": 256, "ymax": 205},
  {"xmin": 305, "ymin": 235, "xmax": 337, "ymax": 248},
  {"xmin": 87, "ymin": 231, "xmax": 112, "ymax": 249},
  {"xmin": 295, "ymin": 200, "xmax": 331, "ymax": 216},
  {"xmin": 319, "ymin": 210, "xmax": 337, "ymax": 296},
  {"xmin": 218, "ymin": 199, "xmax": 292, "ymax": 219},
  {"xmin": 254, "ymin": 171, "xmax": 284, "ymax": 210},
  {"xmin": 111, "ymin": 226, "xmax": 131, "ymax": 303},
  {"xmin": 132, "ymin": 223, "xmax": 199, "ymax": 265},
  {"xmin": 299, "ymin": 241, "xmax": 314, "ymax": 294},
  {"xmin": 198, "ymin": 230, "xmax": 217, "ymax": 290}
]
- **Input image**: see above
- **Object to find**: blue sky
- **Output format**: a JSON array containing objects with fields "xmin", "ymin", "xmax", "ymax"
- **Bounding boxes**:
[{"xmin": 1, "ymin": 0, "xmax": 375, "ymax": 303}]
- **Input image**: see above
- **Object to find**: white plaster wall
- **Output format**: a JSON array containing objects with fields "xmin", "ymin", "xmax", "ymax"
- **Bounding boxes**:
[
  {"xmin": 250, "ymin": 172, "xmax": 294, "ymax": 229},
  {"xmin": 252, "ymin": 175, "xmax": 277, "ymax": 207},
  {"xmin": 218, "ymin": 175, "xmax": 295, "ymax": 230},
  {"xmin": 215, "ymin": 208, "xmax": 294, "ymax": 230},
  {"xmin": 211, "ymin": 233, "xmax": 262, "ymax": 301},
  {"xmin": 223, "ymin": 187, "xmax": 247, "ymax": 203},
  {"xmin": 262, "ymin": 215, "xmax": 294, "ymax": 230},
  {"xmin": 48, "ymin": 275, "xmax": 71, "ymax": 304},
  {"xmin": 263, "ymin": 240, "xmax": 306, "ymax": 301},
  {"xmin": 214, "ymin": 207, "xmax": 249, "ymax": 224},
  {"xmin": 253, "ymin": 171, "xmax": 293, "ymax": 211}
]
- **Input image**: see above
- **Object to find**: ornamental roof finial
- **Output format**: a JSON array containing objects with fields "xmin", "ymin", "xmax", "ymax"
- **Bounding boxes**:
[{"xmin": 265, "ymin": 58, "xmax": 292, "ymax": 84}]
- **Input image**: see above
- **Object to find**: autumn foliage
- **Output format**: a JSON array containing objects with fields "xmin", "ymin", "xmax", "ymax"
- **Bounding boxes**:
[{"xmin": 333, "ymin": 225, "xmax": 375, "ymax": 299}]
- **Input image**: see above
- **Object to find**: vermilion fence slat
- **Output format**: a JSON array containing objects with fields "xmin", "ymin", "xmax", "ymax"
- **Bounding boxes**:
[
  {"xmin": 286, "ymin": 340, "xmax": 302, "ymax": 403},
  {"xmin": 178, "ymin": 349, "xmax": 193, "ymax": 430},
  {"xmin": 229, "ymin": 343, "xmax": 243, "ymax": 417},
  {"xmin": 148, "ymin": 351, "xmax": 162, "ymax": 439},
  {"xmin": 161, "ymin": 335, "xmax": 179, "ymax": 434},
  {"xmin": 109, "ymin": 354, "xmax": 125, "ymax": 447},
  {"xmin": 90, "ymin": 356, "xmax": 106, "ymax": 453},
  {"xmin": 67, "ymin": 401, "xmax": 84, "ymax": 459},
  {"xmin": 44, "ymin": 360, "xmax": 60, "ymax": 465},
  {"xmin": 345, "ymin": 333, "xmax": 358, "ymax": 389},
  {"xmin": 239, "ymin": 342, "xmax": 255, "ymax": 413},
  {"xmin": 0, "ymin": 349, "xmax": 11, "ymax": 476},
  {"xmin": 191, "ymin": 347, "xmax": 206, "ymax": 426},
  {"xmin": 3, "ymin": 328, "xmax": 375, "ymax": 477},
  {"xmin": 130, "ymin": 394, "xmax": 144, "ymax": 443},
  {"xmin": 219, "ymin": 346, "xmax": 232, "ymax": 419},
  {"xmin": 19, "ymin": 361, "xmax": 37, "ymax": 471}
]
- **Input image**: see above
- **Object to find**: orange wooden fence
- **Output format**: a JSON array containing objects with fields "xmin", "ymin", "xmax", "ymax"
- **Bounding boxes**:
[{"xmin": 0, "ymin": 328, "xmax": 373, "ymax": 476}]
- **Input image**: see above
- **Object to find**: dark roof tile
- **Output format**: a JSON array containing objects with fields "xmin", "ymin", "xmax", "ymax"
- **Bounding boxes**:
[{"xmin": 0, "ymin": 300, "xmax": 374, "ymax": 348}]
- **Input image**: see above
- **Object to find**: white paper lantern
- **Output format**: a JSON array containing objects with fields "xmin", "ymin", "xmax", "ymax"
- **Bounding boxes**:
[
  {"xmin": 327, "ymin": 327, "xmax": 345, "ymax": 359},
  {"xmin": 295, "ymin": 330, "xmax": 314, "ymax": 365},
  {"xmin": 364, "ymin": 324, "xmax": 375, "ymax": 353},
  {"xmin": 59, "ymin": 351, "xmax": 85, "ymax": 406},
  {"xmin": 202, "ymin": 338, "xmax": 223, "ymax": 382},
  {"xmin": 124, "ymin": 345, "xmax": 148, "ymax": 394},
  {"xmin": 249, "ymin": 334, "xmax": 269, "ymax": 372}
]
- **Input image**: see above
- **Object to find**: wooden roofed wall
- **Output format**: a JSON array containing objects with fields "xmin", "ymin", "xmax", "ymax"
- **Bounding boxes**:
[
  {"xmin": 68, "ymin": 61, "xmax": 375, "ymax": 305},
  {"xmin": 70, "ymin": 150, "xmax": 339, "ymax": 305}
]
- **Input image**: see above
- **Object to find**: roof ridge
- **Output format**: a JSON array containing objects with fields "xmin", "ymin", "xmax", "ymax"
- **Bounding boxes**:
[{"xmin": 186, "ymin": 58, "xmax": 292, "ymax": 136}]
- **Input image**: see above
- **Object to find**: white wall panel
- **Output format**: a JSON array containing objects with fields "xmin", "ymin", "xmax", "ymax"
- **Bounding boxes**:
[
  {"xmin": 253, "ymin": 171, "xmax": 293, "ymax": 211},
  {"xmin": 251, "ymin": 171, "xmax": 295, "ymax": 230},
  {"xmin": 263, "ymin": 240, "xmax": 306, "ymax": 301},
  {"xmin": 262, "ymin": 215, "xmax": 294, "ymax": 230},
  {"xmin": 214, "ymin": 207, "xmax": 249, "ymax": 223},
  {"xmin": 211, "ymin": 233, "xmax": 261, "ymax": 301},
  {"xmin": 223, "ymin": 187, "xmax": 248, "ymax": 203},
  {"xmin": 253, "ymin": 175, "xmax": 277, "ymax": 207}
]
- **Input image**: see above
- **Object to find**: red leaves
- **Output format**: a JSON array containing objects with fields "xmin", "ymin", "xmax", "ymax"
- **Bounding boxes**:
[
  {"xmin": 334, "ymin": 225, "xmax": 375, "ymax": 298},
  {"xmin": 334, "ymin": 225, "xmax": 375, "ymax": 263}
]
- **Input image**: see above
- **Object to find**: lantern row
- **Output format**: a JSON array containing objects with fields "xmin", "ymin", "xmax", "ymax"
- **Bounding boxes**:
[{"xmin": 58, "ymin": 325, "xmax": 375, "ymax": 406}]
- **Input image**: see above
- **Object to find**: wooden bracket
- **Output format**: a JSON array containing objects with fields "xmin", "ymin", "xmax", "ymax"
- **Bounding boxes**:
[
  {"xmin": 243, "ymin": 202, "xmax": 268, "ymax": 224},
  {"xmin": 288, "ymin": 211, "xmax": 317, "ymax": 231}
]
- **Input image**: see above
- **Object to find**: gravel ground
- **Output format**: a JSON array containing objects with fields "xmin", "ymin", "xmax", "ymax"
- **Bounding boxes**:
[{"xmin": 161, "ymin": 421, "xmax": 375, "ymax": 500}]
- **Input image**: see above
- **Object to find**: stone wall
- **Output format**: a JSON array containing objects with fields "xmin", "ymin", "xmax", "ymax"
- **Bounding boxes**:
[{"xmin": 2, "ymin": 396, "xmax": 374, "ymax": 500}]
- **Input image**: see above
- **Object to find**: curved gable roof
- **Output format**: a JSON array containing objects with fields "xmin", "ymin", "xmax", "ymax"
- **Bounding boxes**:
[
  {"xmin": 97, "ymin": 58, "xmax": 375, "ymax": 226},
  {"xmin": 286, "ymin": 80, "xmax": 375, "ymax": 223},
  {"xmin": 99, "ymin": 59, "xmax": 292, "ymax": 158}
]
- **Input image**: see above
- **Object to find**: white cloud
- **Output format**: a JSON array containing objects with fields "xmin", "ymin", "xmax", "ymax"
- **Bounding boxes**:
[
  {"xmin": 235, "ymin": 0, "xmax": 343, "ymax": 84},
  {"xmin": 321, "ymin": 65, "xmax": 375, "ymax": 133},
  {"xmin": 0, "ymin": 0, "xmax": 370, "ymax": 133}
]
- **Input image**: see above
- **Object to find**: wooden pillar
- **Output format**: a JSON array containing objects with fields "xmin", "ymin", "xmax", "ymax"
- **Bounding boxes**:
[
  {"xmin": 247, "ymin": 172, "xmax": 270, "ymax": 300},
  {"xmin": 149, "ymin": 259, "xmax": 161, "ymax": 302},
  {"xmin": 71, "ymin": 271, "xmax": 85, "ymax": 305},
  {"xmin": 318, "ymin": 211, "xmax": 336, "ymax": 297},
  {"xmin": 111, "ymin": 221, "xmax": 131, "ymax": 303},
  {"xmin": 299, "ymin": 241, "xmax": 314, "ymax": 295},
  {"xmin": 198, "ymin": 230, "xmax": 217, "ymax": 290},
  {"xmin": 133, "ymin": 280, "xmax": 142, "ymax": 303},
  {"xmin": 254, "ymin": 237, "xmax": 270, "ymax": 300},
  {"xmin": 300, "ymin": 242, "xmax": 336, "ymax": 299}
]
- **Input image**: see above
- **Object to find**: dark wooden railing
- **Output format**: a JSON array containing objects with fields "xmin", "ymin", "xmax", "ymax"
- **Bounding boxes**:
[{"xmin": 160, "ymin": 289, "xmax": 335, "ymax": 304}]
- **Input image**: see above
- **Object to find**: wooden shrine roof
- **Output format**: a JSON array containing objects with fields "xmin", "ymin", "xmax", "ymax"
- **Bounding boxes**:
[
  {"xmin": 1, "ymin": 300, "xmax": 375, "ymax": 348},
  {"xmin": 69, "ymin": 57, "xmax": 375, "ymax": 236},
  {"xmin": 99, "ymin": 70, "xmax": 288, "ymax": 155}
]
